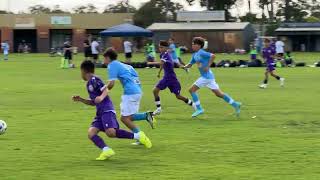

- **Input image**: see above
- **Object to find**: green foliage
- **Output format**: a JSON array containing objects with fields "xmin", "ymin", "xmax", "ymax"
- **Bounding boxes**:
[
  {"xmin": 103, "ymin": 1, "xmax": 137, "ymax": 13},
  {"xmin": 304, "ymin": 16, "xmax": 320, "ymax": 23}
]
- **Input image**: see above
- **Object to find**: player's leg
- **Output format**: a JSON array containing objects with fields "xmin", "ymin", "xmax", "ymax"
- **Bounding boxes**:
[
  {"xmin": 259, "ymin": 70, "xmax": 269, "ymax": 88},
  {"xmin": 153, "ymin": 87, "xmax": 162, "ymax": 115},
  {"xmin": 175, "ymin": 94, "xmax": 197, "ymax": 111},
  {"xmin": 169, "ymin": 80, "xmax": 196, "ymax": 111},
  {"xmin": 189, "ymin": 79, "xmax": 204, "ymax": 117},
  {"xmin": 211, "ymin": 88, "xmax": 242, "ymax": 117},
  {"xmin": 88, "ymin": 121, "xmax": 114, "ymax": 160},
  {"xmin": 270, "ymin": 70, "xmax": 285, "ymax": 87}
]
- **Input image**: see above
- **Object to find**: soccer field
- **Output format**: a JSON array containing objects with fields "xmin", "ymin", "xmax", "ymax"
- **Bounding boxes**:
[{"xmin": 0, "ymin": 54, "xmax": 319, "ymax": 180}]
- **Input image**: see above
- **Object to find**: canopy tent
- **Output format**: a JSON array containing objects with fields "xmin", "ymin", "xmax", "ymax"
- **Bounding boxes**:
[{"xmin": 100, "ymin": 23, "xmax": 153, "ymax": 37}]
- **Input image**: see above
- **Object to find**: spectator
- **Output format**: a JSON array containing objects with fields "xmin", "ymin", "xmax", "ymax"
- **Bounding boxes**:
[
  {"xmin": 1, "ymin": 40, "xmax": 9, "ymax": 61},
  {"xmin": 275, "ymin": 37, "xmax": 285, "ymax": 63},
  {"xmin": 123, "ymin": 39, "xmax": 133, "ymax": 63},
  {"xmin": 83, "ymin": 35, "xmax": 92, "ymax": 61},
  {"xmin": 249, "ymin": 44, "xmax": 258, "ymax": 61},
  {"xmin": 91, "ymin": 37, "xmax": 100, "ymax": 64},
  {"xmin": 63, "ymin": 40, "xmax": 73, "ymax": 67},
  {"xmin": 284, "ymin": 51, "xmax": 294, "ymax": 67},
  {"xmin": 18, "ymin": 43, "xmax": 24, "ymax": 53}
]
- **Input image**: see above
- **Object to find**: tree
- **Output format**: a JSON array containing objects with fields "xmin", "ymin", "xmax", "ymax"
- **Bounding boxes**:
[
  {"xmin": 103, "ymin": 1, "xmax": 137, "ymax": 13},
  {"xmin": 133, "ymin": 0, "xmax": 183, "ymax": 28},
  {"xmin": 186, "ymin": 0, "xmax": 237, "ymax": 21},
  {"xmin": 50, "ymin": 5, "xmax": 69, "ymax": 14},
  {"xmin": 240, "ymin": 13, "xmax": 260, "ymax": 23},
  {"xmin": 73, "ymin": 4, "xmax": 99, "ymax": 14},
  {"xmin": 276, "ymin": 0, "xmax": 309, "ymax": 22},
  {"xmin": 28, "ymin": 5, "xmax": 51, "ymax": 14}
]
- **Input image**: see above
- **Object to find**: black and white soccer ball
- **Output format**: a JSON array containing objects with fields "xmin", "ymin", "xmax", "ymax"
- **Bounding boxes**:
[{"xmin": 0, "ymin": 120, "xmax": 7, "ymax": 135}]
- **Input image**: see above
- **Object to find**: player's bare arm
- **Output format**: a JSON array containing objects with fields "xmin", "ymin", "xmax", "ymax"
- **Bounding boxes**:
[
  {"xmin": 107, "ymin": 80, "xmax": 115, "ymax": 90},
  {"xmin": 94, "ymin": 88, "xmax": 109, "ymax": 104},
  {"xmin": 72, "ymin": 96, "xmax": 95, "ymax": 106}
]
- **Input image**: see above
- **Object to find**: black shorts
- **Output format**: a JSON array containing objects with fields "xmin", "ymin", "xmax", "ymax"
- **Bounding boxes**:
[
  {"xmin": 64, "ymin": 52, "xmax": 72, "ymax": 60},
  {"xmin": 92, "ymin": 54, "xmax": 99, "ymax": 60},
  {"xmin": 125, "ymin": 52, "xmax": 132, "ymax": 58},
  {"xmin": 277, "ymin": 53, "xmax": 284, "ymax": 57},
  {"xmin": 84, "ymin": 50, "xmax": 92, "ymax": 58}
]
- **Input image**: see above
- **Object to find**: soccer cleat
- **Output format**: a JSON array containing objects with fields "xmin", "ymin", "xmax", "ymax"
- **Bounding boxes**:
[
  {"xmin": 234, "ymin": 102, "xmax": 242, "ymax": 117},
  {"xmin": 192, "ymin": 109, "xmax": 204, "ymax": 117},
  {"xmin": 95, "ymin": 148, "xmax": 115, "ymax": 161},
  {"xmin": 138, "ymin": 131, "xmax": 152, "ymax": 148},
  {"xmin": 280, "ymin": 78, "xmax": 285, "ymax": 87},
  {"xmin": 153, "ymin": 108, "xmax": 162, "ymax": 116},
  {"xmin": 184, "ymin": 68, "xmax": 190, "ymax": 74},
  {"xmin": 146, "ymin": 111, "xmax": 156, "ymax": 129},
  {"xmin": 131, "ymin": 141, "xmax": 142, "ymax": 146},
  {"xmin": 259, "ymin": 84, "xmax": 267, "ymax": 89}
]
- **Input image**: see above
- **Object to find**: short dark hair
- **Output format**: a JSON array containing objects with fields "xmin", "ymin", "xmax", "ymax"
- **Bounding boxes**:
[
  {"xmin": 192, "ymin": 37, "xmax": 205, "ymax": 48},
  {"xmin": 103, "ymin": 48, "xmax": 118, "ymax": 60},
  {"xmin": 159, "ymin": 40, "xmax": 169, "ymax": 47},
  {"xmin": 81, "ymin": 60, "xmax": 95, "ymax": 73},
  {"xmin": 264, "ymin": 39, "xmax": 271, "ymax": 43}
]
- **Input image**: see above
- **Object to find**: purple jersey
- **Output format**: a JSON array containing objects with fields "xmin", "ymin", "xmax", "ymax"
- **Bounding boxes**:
[
  {"xmin": 262, "ymin": 46, "xmax": 275, "ymax": 65},
  {"xmin": 86, "ymin": 76, "xmax": 114, "ymax": 117},
  {"xmin": 160, "ymin": 51, "xmax": 177, "ymax": 80}
]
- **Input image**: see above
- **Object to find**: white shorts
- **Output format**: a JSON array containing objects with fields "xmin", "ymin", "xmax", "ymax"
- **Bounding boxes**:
[
  {"xmin": 194, "ymin": 77, "xmax": 220, "ymax": 90},
  {"xmin": 120, "ymin": 94, "xmax": 142, "ymax": 116}
]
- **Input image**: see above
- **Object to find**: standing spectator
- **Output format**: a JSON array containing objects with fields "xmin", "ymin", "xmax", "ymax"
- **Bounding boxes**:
[
  {"xmin": 91, "ymin": 37, "xmax": 100, "ymax": 64},
  {"xmin": 275, "ymin": 37, "xmax": 285, "ymax": 64},
  {"xmin": 63, "ymin": 40, "xmax": 73, "ymax": 67},
  {"xmin": 1, "ymin": 40, "xmax": 9, "ymax": 61},
  {"xmin": 83, "ymin": 35, "xmax": 92, "ymax": 61},
  {"xmin": 18, "ymin": 43, "xmax": 24, "ymax": 53},
  {"xmin": 123, "ymin": 39, "xmax": 133, "ymax": 63}
]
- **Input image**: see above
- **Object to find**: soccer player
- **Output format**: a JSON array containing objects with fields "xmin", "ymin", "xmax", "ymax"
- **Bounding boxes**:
[
  {"xmin": 259, "ymin": 39, "xmax": 285, "ymax": 89},
  {"xmin": 147, "ymin": 40, "xmax": 196, "ymax": 115},
  {"xmin": 183, "ymin": 37, "xmax": 242, "ymax": 117},
  {"xmin": 72, "ymin": 60, "xmax": 151, "ymax": 160},
  {"xmin": 1, "ymin": 40, "xmax": 9, "ymax": 61},
  {"xmin": 169, "ymin": 38, "xmax": 188, "ymax": 72},
  {"xmin": 103, "ymin": 48, "xmax": 155, "ymax": 145}
]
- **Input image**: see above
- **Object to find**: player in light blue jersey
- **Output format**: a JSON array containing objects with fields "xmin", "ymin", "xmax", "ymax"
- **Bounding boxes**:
[
  {"xmin": 169, "ymin": 38, "xmax": 188, "ymax": 73},
  {"xmin": 183, "ymin": 37, "xmax": 242, "ymax": 117},
  {"xmin": 103, "ymin": 48, "xmax": 154, "ymax": 147},
  {"xmin": 1, "ymin": 40, "xmax": 9, "ymax": 61}
]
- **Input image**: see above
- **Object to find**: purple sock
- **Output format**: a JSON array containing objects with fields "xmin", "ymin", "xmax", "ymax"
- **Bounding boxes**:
[
  {"xmin": 90, "ymin": 135, "xmax": 107, "ymax": 149},
  {"xmin": 116, "ymin": 129, "xmax": 134, "ymax": 139}
]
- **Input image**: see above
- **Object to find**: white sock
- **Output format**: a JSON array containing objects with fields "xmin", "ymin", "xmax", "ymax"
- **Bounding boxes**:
[
  {"xmin": 102, "ymin": 147, "xmax": 110, "ymax": 151},
  {"xmin": 134, "ymin": 133, "xmax": 140, "ymax": 140}
]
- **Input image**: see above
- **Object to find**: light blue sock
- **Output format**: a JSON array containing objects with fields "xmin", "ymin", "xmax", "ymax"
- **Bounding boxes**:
[
  {"xmin": 132, "ymin": 127, "xmax": 140, "ymax": 133},
  {"xmin": 191, "ymin": 92, "xmax": 202, "ymax": 110},
  {"xmin": 223, "ymin": 94, "xmax": 238, "ymax": 108},
  {"xmin": 132, "ymin": 113, "xmax": 147, "ymax": 121}
]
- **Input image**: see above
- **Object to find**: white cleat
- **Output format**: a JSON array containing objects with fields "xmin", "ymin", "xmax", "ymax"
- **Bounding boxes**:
[
  {"xmin": 280, "ymin": 78, "xmax": 285, "ymax": 87},
  {"xmin": 153, "ymin": 108, "xmax": 162, "ymax": 116},
  {"xmin": 259, "ymin": 84, "xmax": 267, "ymax": 89}
]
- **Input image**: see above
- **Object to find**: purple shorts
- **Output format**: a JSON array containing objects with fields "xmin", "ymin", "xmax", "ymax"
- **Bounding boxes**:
[
  {"xmin": 91, "ymin": 111, "xmax": 119, "ymax": 131},
  {"xmin": 266, "ymin": 64, "xmax": 275, "ymax": 72},
  {"xmin": 156, "ymin": 78, "xmax": 181, "ymax": 95}
]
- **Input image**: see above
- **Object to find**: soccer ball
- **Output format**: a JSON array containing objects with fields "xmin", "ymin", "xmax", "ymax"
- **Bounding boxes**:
[{"xmin": 0, "ymin": 120, "xmax": 7, "ymax": 135}]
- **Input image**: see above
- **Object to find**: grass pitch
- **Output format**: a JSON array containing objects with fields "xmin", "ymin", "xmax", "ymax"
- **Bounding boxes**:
[{"xmin": 0, "ymin": 53, "xmax": 319, "ymax": 180}]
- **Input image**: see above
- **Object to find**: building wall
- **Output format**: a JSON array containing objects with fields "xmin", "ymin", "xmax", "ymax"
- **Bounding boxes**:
[
  {"xmin": 0, "ymin": 14, "xmax": 132, "ymax": 52},
  {"xmin": 159, "ymin": 30, "xmax": 246, "ymax": 53}
]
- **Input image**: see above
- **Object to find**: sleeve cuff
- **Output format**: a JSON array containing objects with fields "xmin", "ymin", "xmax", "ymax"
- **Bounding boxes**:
[{"xmin": 100, "ymin": 85, "xmax": 107, "ymax": 91}]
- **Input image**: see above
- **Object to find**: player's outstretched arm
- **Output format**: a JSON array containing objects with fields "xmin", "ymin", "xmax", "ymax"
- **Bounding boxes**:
[
  {"xmin": 72, "ymin": 96, "xmax": 95, "ymax": 106},
  {"xmin": 107, "ymin": 80, "xmax": 115, "ymax": 90},
  {"xmin": 183, "ymin": 63, "xmax": 192, "ymax": 69}
]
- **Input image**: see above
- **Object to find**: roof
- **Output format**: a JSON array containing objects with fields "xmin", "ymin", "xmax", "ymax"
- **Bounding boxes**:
[
  {"xmin": 100, "ymin": 23, "xmax": 153, "ymax": 37},
  {"xmin": 276, "ymin": 23, "xmax": 320, "ymax": 32},
  {"xmin": 147, "ymin": 22, "xmax": 250, "ymax": 31},
  {"xmin": 276, "ymin": 27, "xmax": 320, "ymax": 32}
]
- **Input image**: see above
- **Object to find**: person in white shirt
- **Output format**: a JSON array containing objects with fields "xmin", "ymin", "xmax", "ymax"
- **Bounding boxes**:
[
  {"xmin": 1, "ymin": 40, "xmax": 9, "ymax": 61},
  {"xmin": 91, "ymin": 38, "xmax": 100, "ymax": 63},
  {"xmin": 275, "ymin": 38, "xmax": 285, "ymax": 62},
  {"xmin": 123, "ymin": 40, "xmax": 133, "ymax": 63}
]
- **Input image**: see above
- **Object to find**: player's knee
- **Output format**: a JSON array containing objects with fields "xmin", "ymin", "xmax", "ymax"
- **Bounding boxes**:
[
  {"xmin": 105, "ymin": 128, "xmax": 116, "ymax": 138},
  {"xmin": 88, "ymin": 130, "xmax": 97, "ymax": 139},
  {"xmin": 189, "ymin": 88, "xmax": 194, "ymax": 94},
  {"xmin": 175, "ymin": 94, "xmax": 182, "ymax": 100}
]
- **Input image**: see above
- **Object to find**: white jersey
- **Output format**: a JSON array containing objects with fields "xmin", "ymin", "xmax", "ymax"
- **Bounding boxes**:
[
  {"xmin": 91, "ymin": 41, "xmax": 99, "ymax": 54},
  {"xmin": 123, "ymin": 41, "xmax": 132, "ymax": 53},
  {"xmin": 275, "ymin": 41, "xmax": 284, "ymax": 54}
]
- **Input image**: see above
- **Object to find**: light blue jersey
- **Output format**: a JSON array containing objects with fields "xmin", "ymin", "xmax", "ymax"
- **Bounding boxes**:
[
  {"xmin": 108, "ymin": 60, "xmax": 142, "ymax": 95},
  {"xmin": 1, "ymin": 43, "xmax": 9, "ymax": 55},
  {"xmin": 190, "ymin": 49, "xmax": 214, "ymax": 79},
  {"xmin": 169, "ymin": 43, "xmax": 177, "ymax": 60}
]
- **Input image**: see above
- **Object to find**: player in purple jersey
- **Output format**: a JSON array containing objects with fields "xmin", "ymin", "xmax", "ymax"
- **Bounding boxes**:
[
  {"xmin": 72, "ymin": 61, "xmax": 152, "ymax": 160},
  {"xmin": 148, "ymin": 40, "xmax": 196, "ymax": 115},
  {"xmin": 259, "ymin": 39, "xmax": 285, "ymax": 89}
]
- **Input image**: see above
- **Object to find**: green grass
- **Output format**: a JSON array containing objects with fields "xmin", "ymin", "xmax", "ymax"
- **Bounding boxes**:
[{"xmin": 0, "ymin": 53, "xmax": 319, "ymax": 180}]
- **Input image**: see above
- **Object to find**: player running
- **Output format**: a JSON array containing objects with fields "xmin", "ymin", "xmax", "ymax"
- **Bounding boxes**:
[
  {"xmin": 183, "ymin": 37, "xmax": 242, "ymax": 117},
  {"xmin": 169, "ymin": 38, "xmax": 188, "ymax": 73},
  {"xmin": 72, "ymin": 60, "xmax": 151, "ymax": 160},
  {"xmin": 259, "ymin": 39, "xmax": 285, "ymax": 89},
  {"xmin": 147, "ymin": 40, "xmax": 196, "ymax": 115},
  {"xmin": 103, "ymin": 48, "xmax": 154, "ymax": 146}
]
